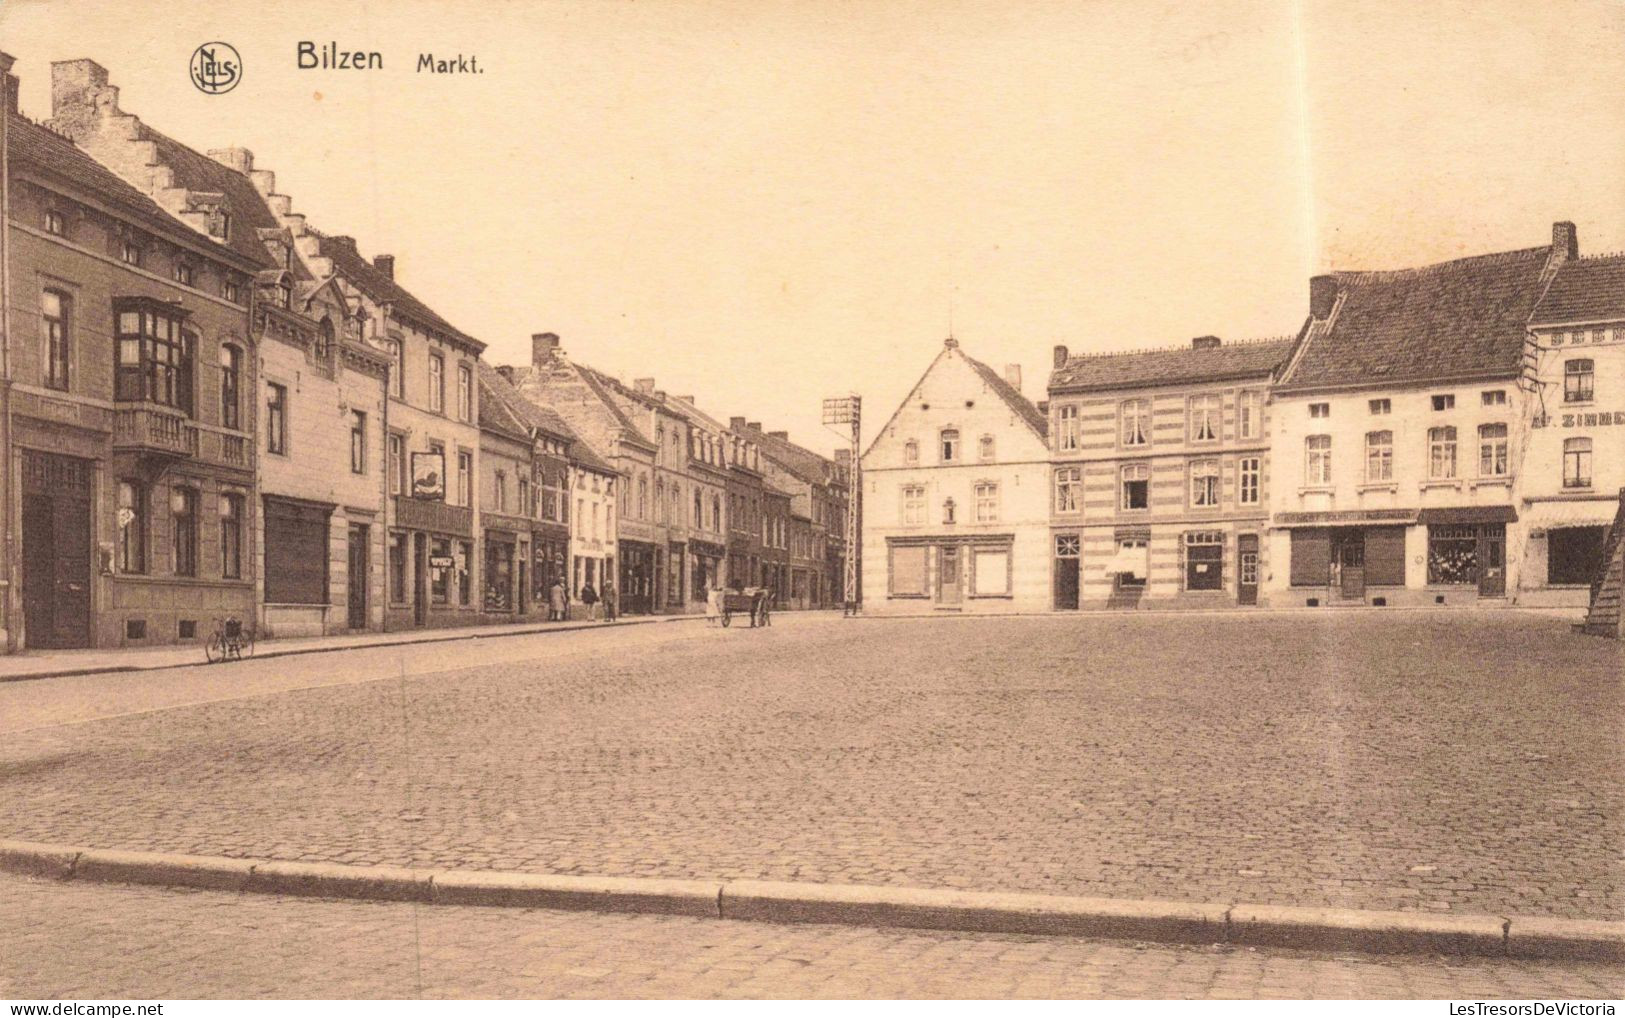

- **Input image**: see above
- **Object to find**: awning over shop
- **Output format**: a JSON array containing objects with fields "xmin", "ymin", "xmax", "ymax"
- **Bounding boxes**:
[
  {"xmin": 1522, "ymin": 498, "xmax": 1620, "ymax": 532},
  {"xmin": 1105, "ymin": 543, "xmax": 1148, "ymax": 579},
  {"xmin": 1416, "ymin": 505, "xmax": 1518, "ymax": 525}
]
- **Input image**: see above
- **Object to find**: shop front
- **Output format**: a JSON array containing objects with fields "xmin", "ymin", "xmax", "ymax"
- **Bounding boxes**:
[
  {"xmin": 388, "ymin": 495, "xmax": 477, "ymax": 629},
  {"xmin": 533, "ymin": 528, "xmax": 569, "ymax": 614},
  {"xmin": 1517, "ymin": 498, "xmax": 1620, "ymax": 607},
  {"xmin": 483, "ymin": 529, "xmax": 517, "ymax": 614},
  {"xmin": 617, "ymin": 538, "xmax": 656, "ymax": 615},
  {"xmin": 1279, "ymin": 506, "xmax": 1514, "ymax": 606},
  {"xmin": 690, "ymin": 539, "xmax": 727, "ymax": 600}
]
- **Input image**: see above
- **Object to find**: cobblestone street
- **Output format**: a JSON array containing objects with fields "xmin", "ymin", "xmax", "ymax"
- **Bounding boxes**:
[
  {"xmin": 3, "ymin": 611, "xmax": 1620, "ymax": 923},
  {"xmin": 2, "ymin": 874, "xmax": 1619, "ymax": 999}
]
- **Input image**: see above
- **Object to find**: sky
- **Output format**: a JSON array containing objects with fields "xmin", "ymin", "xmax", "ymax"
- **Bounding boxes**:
[{"xmin": 5, "ymin": 0, "xmax": 1625, "ymax": 454}]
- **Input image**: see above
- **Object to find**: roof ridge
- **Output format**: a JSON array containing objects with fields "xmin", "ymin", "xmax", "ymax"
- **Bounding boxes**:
[
  {"xmin": 1062, "ymin": 335, "xmax": 1294, "ymax": 363},
  {"xmin": 1333, "ymin": 245, "xmax": 1548, "ymax": 283}
]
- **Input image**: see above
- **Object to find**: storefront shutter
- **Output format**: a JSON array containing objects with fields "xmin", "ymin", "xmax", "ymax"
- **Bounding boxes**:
[
  {"xmin": 1289, "ymin": 528, "xmax": 1331, "ymax": 587},
  {"xmin": 1364, "ymin": 526, "xmax": 1407, "ymax": 586},
  {"xmin": 264, "ymin": 498, "xmax": 331, "ymax": 604},
  {"xmin": 890, "ymin": 545, "xmax": 926, "ymax": 595}
]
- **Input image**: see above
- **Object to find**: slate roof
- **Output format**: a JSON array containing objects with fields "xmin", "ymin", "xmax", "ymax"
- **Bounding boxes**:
[
  {"xmin": 138, "ymin": 127, "xmax": 279, "ymax": 269},
  {"xmin": 1531, "ymin": 255, "xmax": 1625, "ymax": 325},
  {"xmin": 962, "ymin": 352, "xmax": 1049, "ymax": 438},
  {"xmin": 1050, "ymin": 337, "xmax": 1292, "ymax": 394},
  {"xmin": 1279, "ymin": 247, "xmax": 1551, "ymax": 391},
  {"xmin": 485, "ymin": 363, "xmax": 620, "ymax": 475},
  {"xmin": 738, "ymin": 426, "xmax": 842, "ymax": 490},
  {"xmin": 475, "ymin": 367, "xmax": 531, "ymax": 442},
  {"xmin": 8, "ymin": 114, "xmax": 256, "ymax": 265},
  {"xmin": 314, "ymin": 231, "xmax": 483, "ymax": 352}
]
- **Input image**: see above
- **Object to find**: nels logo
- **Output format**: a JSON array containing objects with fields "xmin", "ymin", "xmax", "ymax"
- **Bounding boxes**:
[{"xmin": 190, "ymin": 42, "xmax": 241, "ymax": 95}]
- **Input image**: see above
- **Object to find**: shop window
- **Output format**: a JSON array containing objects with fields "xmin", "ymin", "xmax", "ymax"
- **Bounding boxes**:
[
  {"xmin": 1478, "ymin": 424, "xmax": 1508, "ymax": 477},
  {"xmin": 1564, "ymin": 360, "xmax": 1595, "ymax": 403},
  {"xmin": 1120, "ymin": 400, "xmax": 1149, "ymax": 447},
  {"xmin": 1184, "ymin": 531, "xmax": 1223, "ymax": 591},
  {"xmin": 889, "ymin": 544, "xmax": 927, "ymax": 596},
  {"xmin": 1427, "ymin": 525, "xmax": 1479, "ymax": 585},
  {"xmin": 263, "ymin": 498, "xmax": 330, "ymax": 604},
  {"xmin": 1121, "ymin": 463, "xmax": 1149, "ymax": 510},
  {"xmin": 430, "ymin": 537, "xmax": 452, "ymax": 604},
  {"xmin": 1548, "ymin": 526, "xmax": 1606, "ymax": 586},
  {"xmin": 972, "ymin": 547, "xmax": 1010, "ymax": 596},
  {"xmin": 1563, "ymin": 438, "xmax": 1593, "ymax": 489},
  {"xmin": 1115, "ymin": 538, "xmax": 1148, "ymax": 590},
  {"xmin": 1054, "ymin": 467, "xmax": 1082, "ymax": 514}
]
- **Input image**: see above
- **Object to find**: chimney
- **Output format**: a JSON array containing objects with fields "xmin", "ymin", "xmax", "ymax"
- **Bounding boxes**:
[
  {"xmin": 1309, "ymin": 274, "xmax": 1339, "ymax": 320},
  {"xmin": 373, "ymin": 254, "xmax": 395, "ymax": 279},
  {"xmin": 768, "ymin": 430, "xmax": 788, "ymax": 441},
  {"xmin": 1, "ymin": 52, "xmax": 17, "ymax": 115},
  {"xmin": 1551, "ymin": 221, "xmax": 1578, "ymax": 266},
  {"xmin": 1191, "ymin": 336, "xmax": 1221, "ymax": 350},
  {"xmin": 1003, "ymin": 364, "xmax": 1022, "ymax": 393},
  {"xmin": 49, "ymin": 59, "xmax": 113, "ymax": 134},
  {"xmin": 327, "ymin": 234, "xmax": 358, "ymax": 251},
  {"xmin": 747, "ymin": 421, "xmax": 762, "ymax": 432},
  {"xmin": 1052, "ymin": 345, "xmax": 1069, "ymax": 369},
  {"xmin": 206, "ymin": 147, "xmax": 254, "ymax": 174},
  {"xmin": 634, "ymin": 378, "xmax": 655, "ymax": 394},
  {"xmin": 730, "ymin": 416, "xmax": 747, "ymax": 430},
  {"xmin": 652, "ymin": 390, "xmax": 667, "ymax": 402},
  {"xmin": 495, "ymin": 365, "xmax": 516, "ymax": 383},
  {"xmin": 531, "ymin": 332, "xmax": 559, "ymax": 367}
]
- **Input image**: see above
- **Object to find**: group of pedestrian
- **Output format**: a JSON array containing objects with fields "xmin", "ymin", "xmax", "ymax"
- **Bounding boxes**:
[{"xmin": 545, "ymin": 578, "xmax": 618, "ymax": 623}]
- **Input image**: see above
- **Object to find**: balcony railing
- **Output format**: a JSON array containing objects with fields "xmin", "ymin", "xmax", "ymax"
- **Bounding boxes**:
[
  {"xmin": 220, "ymin": 433, "xmax": 249, "ymax": 467},
  {"xmin": 113, "ymin": 405, "xmax": 198, "ymax": 458}
]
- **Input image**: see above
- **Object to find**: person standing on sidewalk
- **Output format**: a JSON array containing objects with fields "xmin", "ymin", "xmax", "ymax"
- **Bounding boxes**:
[
  {"xmin": 581, "ymin": 582, "xmax": 599, "ymax": 621},
  {"xmin": 548, "ymin": 578, "xmax": 567, "ymax": 622},
  {"xmin": 601, "ymin": 579, "xmax": 618, "ymax": 622}
]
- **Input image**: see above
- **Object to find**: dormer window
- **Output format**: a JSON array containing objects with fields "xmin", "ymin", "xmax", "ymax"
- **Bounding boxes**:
[
  {"xmin": 209, "ymin": 212, "xmax": 232, "ymax": 241},
  {"xmin": 44, "ymin": 209, "xmax": 66, "ymax": 237},
  {"xmin": 173, "ymin": 263, "xmax": 194, "ymax": 287},
  {"xmin": 223, "ymin": 278, "xmax": 240, "ymax": 303},
  {"xmin": 120, "ymin": 240, "xmax": 142, "ymax": 267}
]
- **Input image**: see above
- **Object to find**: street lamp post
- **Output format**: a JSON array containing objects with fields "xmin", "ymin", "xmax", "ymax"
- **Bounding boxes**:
[{"xmin": 821, "ymin": 395, "xmax": 861, "ymax": 615}]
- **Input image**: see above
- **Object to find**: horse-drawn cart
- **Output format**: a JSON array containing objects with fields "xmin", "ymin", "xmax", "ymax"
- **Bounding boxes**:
[{"xmin": 720, "ymin": 588, "xmax": 771, "ymax": 628}]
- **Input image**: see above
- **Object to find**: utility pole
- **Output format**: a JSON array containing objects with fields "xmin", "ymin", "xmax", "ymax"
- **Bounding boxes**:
[{"xmin": 821, "ymin": 395, "xmax": 861, "ymax": 615}]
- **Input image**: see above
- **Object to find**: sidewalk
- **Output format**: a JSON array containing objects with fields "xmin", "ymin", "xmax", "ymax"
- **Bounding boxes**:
[{"xmin": 0, "ymin": 614, "xmax": 698, "ymax": 683}]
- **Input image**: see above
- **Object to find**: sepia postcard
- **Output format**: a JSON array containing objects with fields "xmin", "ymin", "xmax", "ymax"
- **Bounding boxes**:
[{"xmin": 0, "ymin": 0, "xmax": 1621, "ymax": 1006}]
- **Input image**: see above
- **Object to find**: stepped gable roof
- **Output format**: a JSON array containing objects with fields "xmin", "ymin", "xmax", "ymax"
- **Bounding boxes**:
[
  {"xmin": 136, "ymin": 126, "xmax": 279, "ymax": 269},
  {"xmin": 314, "ymin": 231, "xmax": 483, "ymax": 351},
  {"xmin": 9, "ymin": 114, "xmax": 257, "ymax": 266},
  {"xmin": 962, "ymin": 351, "xmax": 1048, "ymax": 438},
  {"xmin": 1282, "ymin": 246, "xmax": 1550, "ymax": 390},
  {"xmin": 1531, "ymin": 254, "xmax": 1625, "ymax": 326},
  {"xmin": 1051, "ymin": 337, "xmax": 1293, "ymax": 393}
]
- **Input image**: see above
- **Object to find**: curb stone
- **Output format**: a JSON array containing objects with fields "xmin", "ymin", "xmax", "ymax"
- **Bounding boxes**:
[{"xmin": 2, "ymin": 840, "xmax": 1619, "ymax": 961}]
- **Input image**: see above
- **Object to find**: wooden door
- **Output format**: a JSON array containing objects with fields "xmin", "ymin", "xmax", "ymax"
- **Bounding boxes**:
[
  {"xmin": 1336, "ymin": 530, "xmax": 1366, "ymax": 599},
  {"xmin": 347, "ymin": 524, "xmax": 368, "ymax": 630},
  {"xmin": 20, "ymin": 454, "xmax": 92, "ymax": 649},
  {"xmin": 938, "ymin": 546, "xmax": 962, "ymax": 605},
  {"xmin": 1478, "ymin": 524, "xmax": 1506, "ymax": 597},
  {"xmin": 412, "ymin": 532, "xmax": 428, "ymax": 626},
  {"xmin": 1237, "ymin": 533, "xmax": 1259, "ymax": 606}
]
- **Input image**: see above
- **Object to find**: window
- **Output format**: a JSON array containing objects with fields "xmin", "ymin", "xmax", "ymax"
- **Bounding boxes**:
[
  {"xmin": 1055, "ymin": 534, "xmax": 1081, "ymax": 557},
  {"xmin": 1564, "ymin": 359, "xmax": 1595, "ymax": 403},
  {"xmin": 1115, "ymin": 537, "xmax": 1148, "ymax": 589},
  {"xmin": 1563, "ymin": 438, "xmax": 1593, "ymax": 489},
  {"xmin": 942, "ymin": 497, "xmax": 956, "ymax": 524},
  {"xmin": 388, "ymin": 434, "xmax": 405, "ymax": 495},
  {"xmin": 266, "ymin": 382, "xmax": 287, "ymax": 454},
  {"xmin": 713, "ymin": 494, "xmax": 723, "ymax": 532},
  {"xmin": 277, "ymin": 278, "xmax": 292, "ymax": 309},
  {"xmin": 315, "ymin": 317, "xmax": 335, "ymax": 360},
  {"xmin": 1478, "ymin": 423, "xmax": 1508, "ymax": 477},
  {"xmin": 1121, "ymin": 463, "xmax": 1150, "ymax": 510},
  {"xmin": 120, "ymin": 239, "xmax": 142, "ymax": 266},
  {"xmin": 1184, "ymin": 531, "xmax": 1223, "ymax": 591},
  {"xmin": 428, "ymin": 353, "xmax": 445, "ymax": 412},
  {"xmin": 972, "ymin": 547, "xmax": 1010, "ymax": 596},
  {"xmin": 1427, "ymin": 524, "xmax": 1479, "ymax": 585},
  {"xmin": 1238, "ymin": 391, "xmax": 1260, "ymax": 439},
  {"xmin": 44, "ymin": 209, "xmax": 66, "ymax": 236},
  {"xmin": 1188, "ymin": 394, "xmax": 1221, "ymax": 442},
  {"xmin": 1481, "ymin": 389, "xmax": 1507, "ymax": 407},
  {"xmin": 519, "ymin": 476, "xmax": 531, "ymax": 517},
  {"xmin": 350, "ymin": 411, "xmax": 367, "ymax": 473},
  {"xmin": 1058, "ymin": 405, "xmax": 1080, "ymax": 451},
  {"xmin": 430, "ymin": 537, "xmax": 452, "ymax": 604},
  {"xmin": 1305, "ymin": 435, "xmax": 1331, "ymax": 486},
  {"xmin": 220, "ymin": 345, "xmax": 241, "ymax": 429},
  {"xmin": 1054, "ymin": 467, "xmax": 1082, "ymax": 514},
  {"xmin": 978, "ymin": 434, "xmax": 995, "ymax": 461},
  {"xmin": 694, "ymin": 489, "xmax": 704, "ymax": 528},
  {"xmin": 1120, "ymin": 400, "xmax": 1150, "ymax": 447},
  {"xmin": 889, "ymin": 544, "xmax": 927, "ymax": 596},
  {"xmin": 902, "ymin": 484, "xmax": 926, "ymax": 525},
  {"xmin": 114, "ymin": 304, "xmax": 193, "ymax": 411},
  {"xmin": 459, "ymin": 541, "xmax": 475, "ymax": 604},
  {"xmin": 1309, "ymin": 402, "xmax": 1330, "ymax": 419},
  {"xmin": 1369, "ymin": 398, "xmax": 1391, "ymax": 415},
  {"xmin": 41, "ymin": 289, "xmax": 70, "ymax": 391},
  {"xmin": 117, "ymin": 480, "xmax": 147, "ymax": 574},
  {"xmin": 903, "ymin": 439, "xmax": 919, "ymax": 465},
  {"xmin": 1431, "ymin": 393, "xmax": 1455, "ymax": 411},
  {"xmin": 457, "ymin": 451, "xmax": 473, "ymax": 506},
  {"xmin": 220, "ymin": 493, "xmax": 243, "ymax": 579},
  {"xmin": 457, "ymin": 364, "xmax": 473, "ymax": 421},
  {"xmin": 1238, "ymin": 457, "xmax": 1260, "ymax": 505},
  {"xmin": 974, "ymin": 481, "xmax": 999, "ymax": 523},
  {"xmin": 223, "ymin": 279, "xmax": 239, "ymax": 304},
  {"xmin": 1548, "ymin": 526, "xmax": 1606, "ymax": 586},
  {"xmin": 389, "ymin": 532, "xmax": 407, "ymax": 602},
  {"xmin": 940, "ymin": 428, "xmax": 960, "ymax": 462},
  {"xmin": 1365, "ymin": 431, "xmax": 1393, "ymax": 482},
  {"xmin": 637, "ymin": 475, "xmax": 649, "ymax": 519},
  {"xmin": 172, "ymin": 487, "xmax": 198, "ymax": 577},
  {"xmin": 387, "ymin": 339, "xmax": 404, "ymax": 398},
  {"xmin": 211, "ymin": 212, "xmax": 232, "ymax": 241},
  {"xmin": 173, "ymin": 262, "xmax": 194, "ymax": 286},
  {"xmin": 1428, "ymin": 426, "xmax": 1457, "ymax": 479},
  {"xmin": 1188, "ymin": 459, "xmax": 1220, "ymax": 507}
]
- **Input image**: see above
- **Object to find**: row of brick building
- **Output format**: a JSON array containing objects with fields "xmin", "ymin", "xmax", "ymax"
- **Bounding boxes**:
[
  {"xmin": 0, "ymin": 54, "xmax": 850, "ymax": 652},
  {"xmin": 864, "ymin": 221, "xmax": 1623, "ymax": 614}
]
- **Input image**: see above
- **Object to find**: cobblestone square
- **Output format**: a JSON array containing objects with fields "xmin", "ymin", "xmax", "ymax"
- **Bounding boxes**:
[{"xmin": 2, "ymin": 612, "xmax": 1621, "ymax": 920}]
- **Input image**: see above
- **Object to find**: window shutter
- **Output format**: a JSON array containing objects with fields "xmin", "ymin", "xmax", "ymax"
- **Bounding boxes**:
[
  {"xmin": 263, "ymin": 498, "xmax": 331, "ymax": 604},
  {"xmin": 1289, "ymin": 528, "xmax": 1331, "ymax": 587},
  {"xmin": 1365, "ymin": 526, "xmax": 1407, "ymax": 586}
]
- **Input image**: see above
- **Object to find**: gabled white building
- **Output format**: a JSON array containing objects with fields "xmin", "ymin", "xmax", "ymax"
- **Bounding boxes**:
[{"xmin": 861, "ymin": 337, "xmax": 1050, "ymax": 612}]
